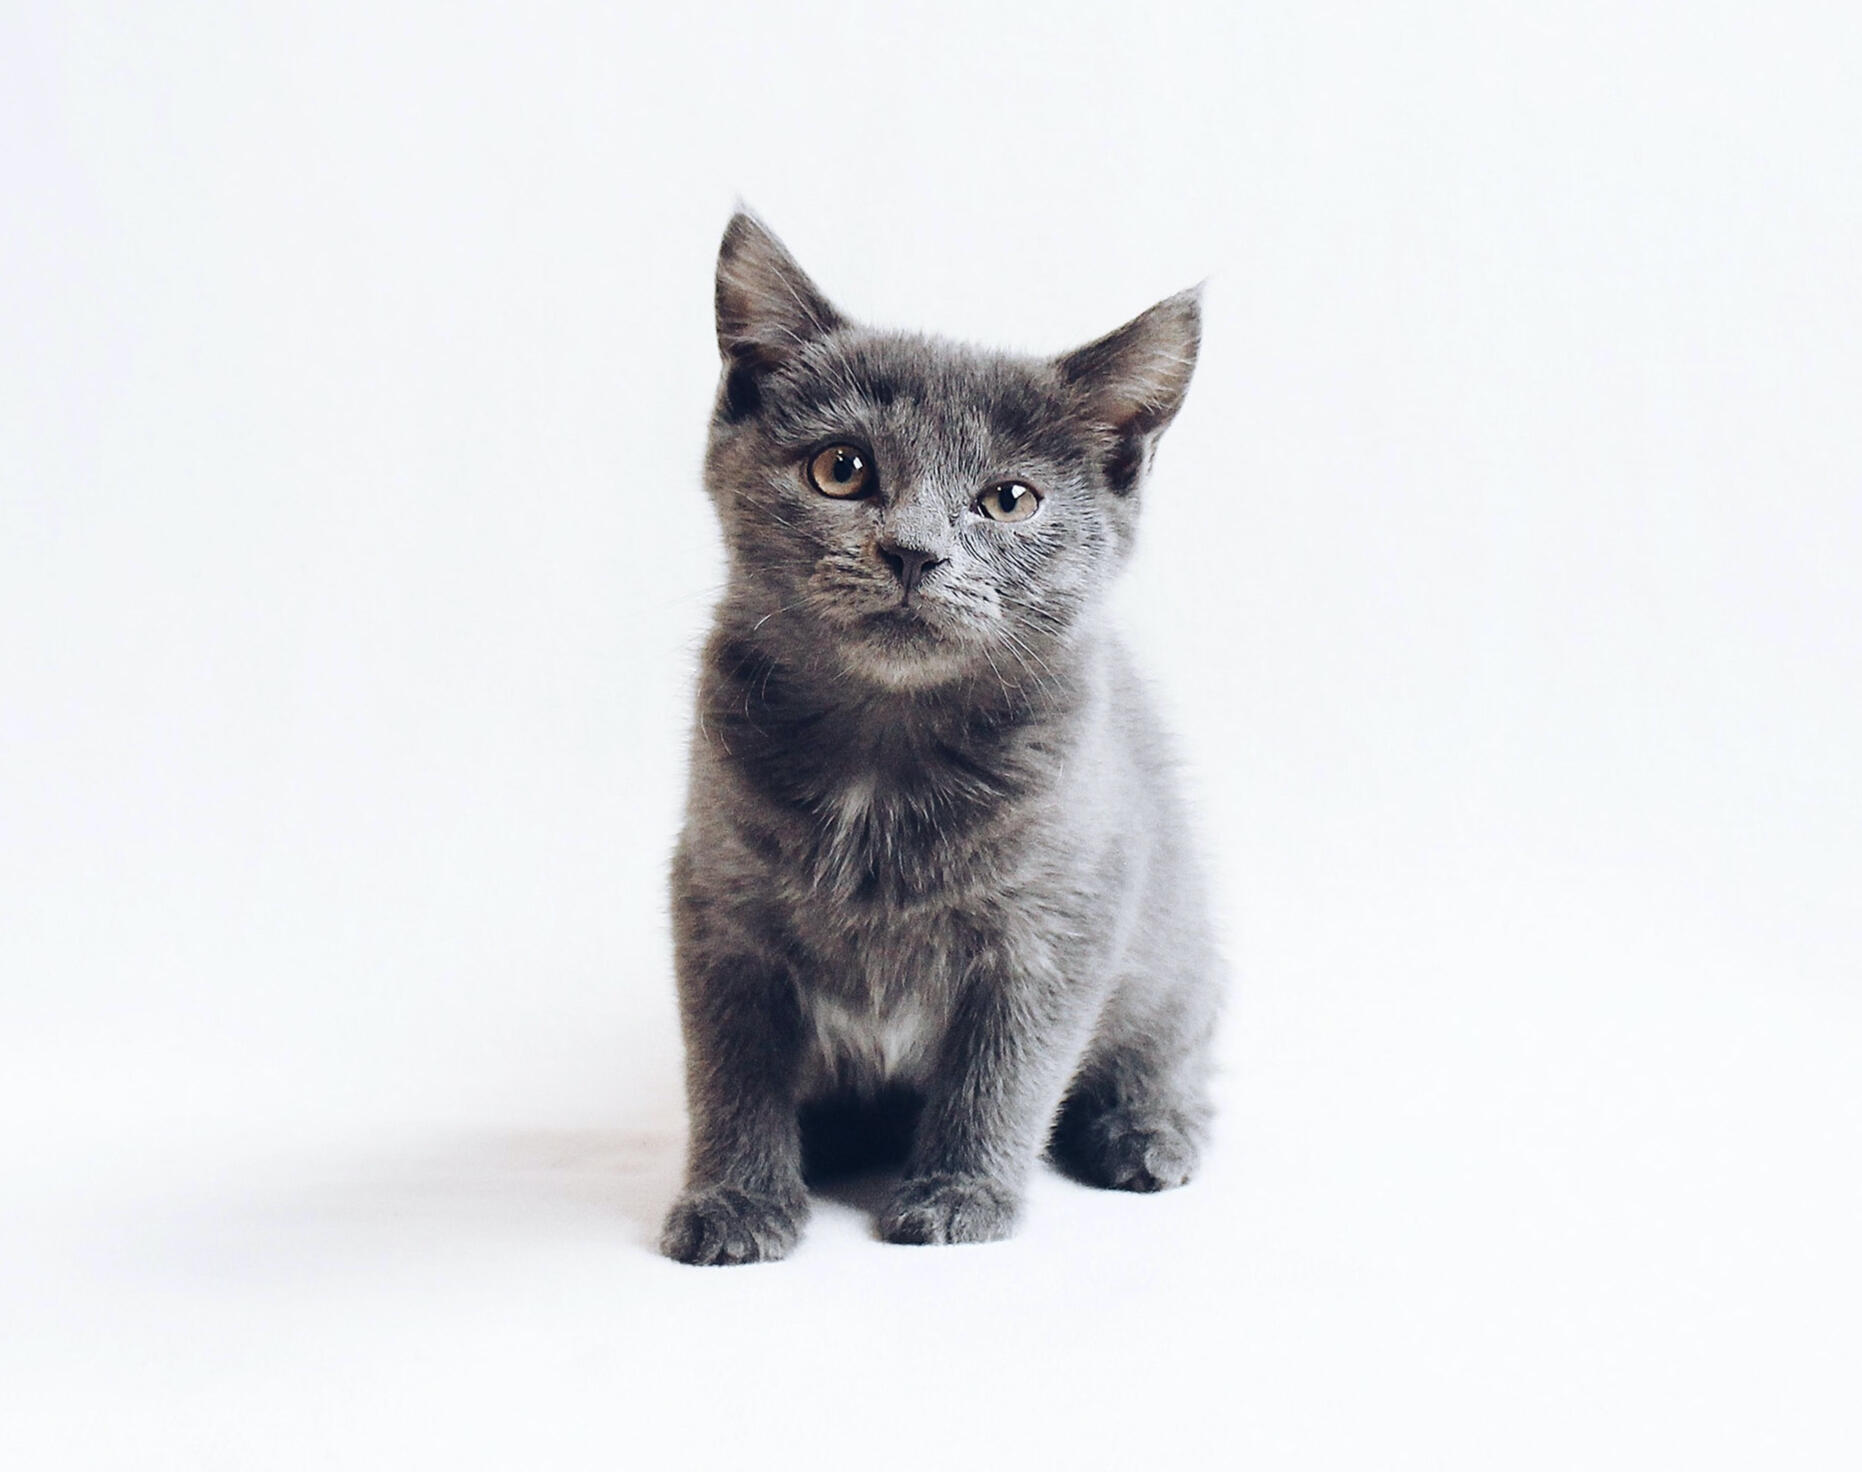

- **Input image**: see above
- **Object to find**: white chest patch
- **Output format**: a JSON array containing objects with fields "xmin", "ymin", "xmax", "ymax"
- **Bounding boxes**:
[
  {"xmin": 806, "ymin": 992, "xmax": 937, "ymax": 1090},
  {"xmin": 831, "ymin": 774, "xmax": 877, "ymax": 825}
]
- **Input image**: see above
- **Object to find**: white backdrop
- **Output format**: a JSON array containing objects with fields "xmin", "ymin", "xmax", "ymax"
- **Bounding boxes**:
[{"xmin": 4, "ymin": 2, "xmax": 1858, "ymax": 1467}]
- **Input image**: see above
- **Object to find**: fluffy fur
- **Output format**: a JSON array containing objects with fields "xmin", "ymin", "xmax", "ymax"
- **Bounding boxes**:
[{"xmin": 659, "ymin": 212, "xmax": 1222, "ymax": 1263}]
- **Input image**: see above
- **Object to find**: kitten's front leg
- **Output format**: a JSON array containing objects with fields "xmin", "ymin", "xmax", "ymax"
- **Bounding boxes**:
[
  {"xmin": 660, "ymin": 947, "xmax": 809, "ymax": 1266},
  {"xmin": 881, "ymin": 955, "xmax": 1099, "ymax": 1247}
]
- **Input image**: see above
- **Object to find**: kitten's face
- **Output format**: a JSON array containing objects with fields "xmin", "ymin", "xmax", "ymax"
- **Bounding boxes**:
[
  {"xmin": 708, "ymin": 335, "xmax": 1121, "ymax": 690},
  {"xmin": 703, "ymin": 215, "xmax": 1199, "ymax": 693}
]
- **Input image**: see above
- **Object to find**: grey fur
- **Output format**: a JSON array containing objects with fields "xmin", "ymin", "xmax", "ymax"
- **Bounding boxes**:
[{"xmin": 658, "ymin": 212, "xmax": 1222, "ymax": 1264}]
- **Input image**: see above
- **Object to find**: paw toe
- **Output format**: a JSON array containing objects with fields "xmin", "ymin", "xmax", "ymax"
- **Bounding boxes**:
[
  {"xmin": 659, "ymin": 1186, "xmax": 804, "ymax": 1266},
  {"xmin": 1058, "ymin": 1107, "xmax": 1202, "ymax": 1193},
  {"xmin": 1113, "ymin": 1128, "xmax": 1197, "ymax": 1191},
  {"xmin": 879, "ymin": 1176, "xmax": 1018, "ymax": 1246}
]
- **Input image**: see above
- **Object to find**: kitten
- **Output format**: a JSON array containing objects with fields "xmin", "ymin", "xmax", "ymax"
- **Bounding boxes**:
[{"xmin": 659, "ymin": 212, "xmax": 1222, "ymax": 1263}]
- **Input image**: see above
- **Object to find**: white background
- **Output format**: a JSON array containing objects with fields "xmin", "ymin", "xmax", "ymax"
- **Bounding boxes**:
[{"xmin": 4, "ymin": 2, "xmax": 1858, "ymax": 1466}]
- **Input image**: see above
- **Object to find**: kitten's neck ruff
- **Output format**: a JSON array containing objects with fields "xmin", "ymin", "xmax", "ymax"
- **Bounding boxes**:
[{"xmin": 698, "ymin": 608, "xmax": 1107, "ymax": 827}]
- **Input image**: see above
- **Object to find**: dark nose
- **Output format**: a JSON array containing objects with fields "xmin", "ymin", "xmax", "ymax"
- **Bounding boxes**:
[{"xmin": 877, "ymin": 541, "xmax": 944, "ymax": 599}]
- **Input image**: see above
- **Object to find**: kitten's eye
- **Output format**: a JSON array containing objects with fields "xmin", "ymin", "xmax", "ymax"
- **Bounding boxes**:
[
  {"xmin": 976, "ymin": 481, "xmax": 1042, "ymax": 523},
  {"xmin": 807, "ymin": 444, "xmax": 876, "ymax": 499}
]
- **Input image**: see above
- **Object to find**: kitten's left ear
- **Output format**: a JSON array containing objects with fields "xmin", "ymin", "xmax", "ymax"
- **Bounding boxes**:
[{"xmin": 1056, "ymin": 287, "xmax": 1202, "ymax": 492}]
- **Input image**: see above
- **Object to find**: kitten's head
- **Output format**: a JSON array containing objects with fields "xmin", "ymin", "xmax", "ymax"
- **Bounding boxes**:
[{"xmin": 704, "ymin": 211, "xmax": 1199, "ymax": 693}]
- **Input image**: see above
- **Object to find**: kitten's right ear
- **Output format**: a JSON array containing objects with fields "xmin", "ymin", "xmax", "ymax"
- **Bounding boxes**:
[{"xmin": 714, "ymin": 212, "xmax": 843, "ymax": 416}]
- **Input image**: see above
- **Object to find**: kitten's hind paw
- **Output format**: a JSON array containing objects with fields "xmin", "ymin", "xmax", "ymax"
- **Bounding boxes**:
[
  {"xmin": 879, "ymin": 1174, "xmax": 1018, "ymax": 1246},
  {"xmin": 659, "ymin": 1185, "xmax": 807, "ymax": 1266},
  {"xmin": 1053, "ymin": 1106, "xmax": 1201, "ymax": 1193}
]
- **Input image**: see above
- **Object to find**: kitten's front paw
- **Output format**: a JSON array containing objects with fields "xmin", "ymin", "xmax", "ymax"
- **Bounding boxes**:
[
  {"xmin": 880, "ymin": 1174, "xmax": 1019, "ymax": 1246},
  {"xmin": 1062, "ymin": 1106, "xmax": 1201, "ymax": 1193},
  {"xmin": 659, "ymin": 1185, "xmax": 807, "ymax": 1266}
]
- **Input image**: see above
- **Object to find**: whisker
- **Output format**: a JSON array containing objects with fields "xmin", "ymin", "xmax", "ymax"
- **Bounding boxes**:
[{"xmin": 751, "ymin": 597, "xmax": 809, "ymax": 634}]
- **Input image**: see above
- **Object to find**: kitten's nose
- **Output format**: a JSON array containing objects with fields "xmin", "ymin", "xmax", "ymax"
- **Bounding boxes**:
[{"xmin": 876, "ymin": 541, "xmax": 944, "ymax": 599}]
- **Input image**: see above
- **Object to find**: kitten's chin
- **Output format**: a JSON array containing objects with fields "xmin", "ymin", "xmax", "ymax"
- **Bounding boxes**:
[
  {"xmin": 835, "ymin": 613, "xmax": 977, "ymax": 691},
  {"xmin": 842, "ymin": 646, "xmax": 976, "ymax": 691}
]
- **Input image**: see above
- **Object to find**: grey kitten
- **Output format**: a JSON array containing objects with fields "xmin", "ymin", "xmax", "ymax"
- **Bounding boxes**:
[{"xmin": 659, "ymin": 212, "xmax": 1222, "ymax": 1264}]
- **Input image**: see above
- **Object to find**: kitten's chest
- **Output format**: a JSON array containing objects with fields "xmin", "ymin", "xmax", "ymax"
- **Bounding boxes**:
[
  {"xmin": 792, "ymin": 898, "xmax": 972, "ymax": 1094},
  {"xmin": 787, "ymin": 748, "xmax": 1020, "ymax": 906},
  {"xmin": 801, "ymin": 987, "xmax": 941, "ymax": 1094}
]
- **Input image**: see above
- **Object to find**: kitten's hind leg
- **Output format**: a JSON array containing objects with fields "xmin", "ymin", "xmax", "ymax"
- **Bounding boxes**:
[{"xmin": 1048, "ymin": 1025, "xmax": 1214, "ymax": 1194}]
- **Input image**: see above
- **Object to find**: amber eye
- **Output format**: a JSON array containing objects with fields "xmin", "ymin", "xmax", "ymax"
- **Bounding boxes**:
[
  {"xmin": 976, "ymin": 481, "xmax": 1042, "ymax": 523},
  {"xmin": 806, "ymin": 444, "xmax": 875, "ymax": 498}
]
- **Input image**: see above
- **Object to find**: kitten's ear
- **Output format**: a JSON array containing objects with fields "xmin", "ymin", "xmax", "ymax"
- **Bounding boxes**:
[
  {"xmin": 1056, "ymin": 288, "xmax": 1202, "ymax": 492},
  {"xmin": 714, "ymin": 212, "xmax": 843, "ymax": 410}
]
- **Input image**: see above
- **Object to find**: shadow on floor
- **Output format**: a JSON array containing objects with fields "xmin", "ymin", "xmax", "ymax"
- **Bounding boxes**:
[{"xmin": 111, "ymin": 1124, "xmax": 691, "ymax": 1287}]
